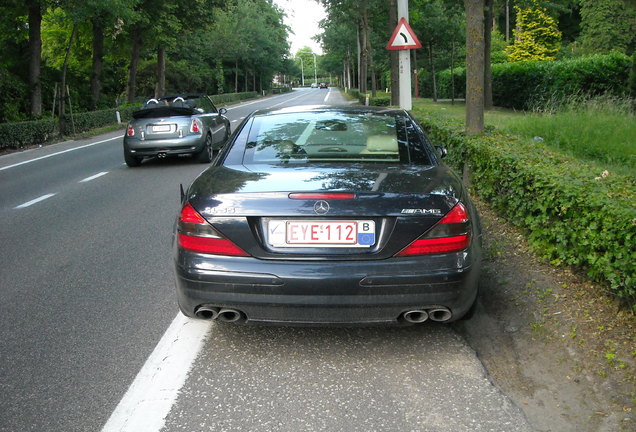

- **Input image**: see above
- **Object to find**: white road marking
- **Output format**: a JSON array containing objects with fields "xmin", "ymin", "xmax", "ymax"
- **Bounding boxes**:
[
  {"xmin": 324, "ymin": 89, "xmax": 331, "ymax": 102},
  {"xmin": 269, "ymin": 91, "xmax": 314, "ymax": 109},
  {"xmin": 0, "ymin": 136, "xmax": 121, "ymax": 172},
  {"xmin": 79, "ymin": 171, "xmax": 108, "ymax": 183},
  {"xmin": 14, "ymin": 193, "xmax": 56, "ymax": 209},
  {"xmin": 100, "ymin": 313, "xmax": 211, "ymax": 432}
]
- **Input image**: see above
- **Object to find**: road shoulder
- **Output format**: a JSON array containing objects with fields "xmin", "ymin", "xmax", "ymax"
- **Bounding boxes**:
[{"xmin": 454, "ymin": 198, "xmax": 635, "ymax": 432}]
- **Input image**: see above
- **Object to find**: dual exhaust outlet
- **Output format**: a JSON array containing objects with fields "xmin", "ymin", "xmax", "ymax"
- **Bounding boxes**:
[
  {"xmin": 401, "ymin": 307, "xmax": 452, "ymax": 324},
  {"xmin": 194, "ymin": 305, "xmax": 245, "ymax": 323}
]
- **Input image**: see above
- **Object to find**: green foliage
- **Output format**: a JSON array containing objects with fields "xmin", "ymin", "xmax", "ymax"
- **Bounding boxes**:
[
  {"xmin": 70, "ymin": 106, "xmax": 136, "ymax": 134},
  {"xmin": 506, "ymin": 0, "xmax": 562, "ymax": 62},
  {"xmin": 0, "ymin": 66, "xmax": 29, "ymax": 122},
  {"xmin": 579, "ymin": 0, "xmax": 636, "ymax": 55},
  {"xmin": 346, "ymin": 88, "xmax": 390, "ymax": 106},
  {"xmin": 211, "ymin": 91, "xmax": 258, "ymax": 104},
  {"xmin": 411, "ymin": 108, "xmax": 636, "ymax": 309},
  {"xmin": 0, "ymin": 118, "xmax": 57, "ymax": 150},
  {"xmin": 436, "ymin": 53, "xmax": 632, "ymax": 110}
]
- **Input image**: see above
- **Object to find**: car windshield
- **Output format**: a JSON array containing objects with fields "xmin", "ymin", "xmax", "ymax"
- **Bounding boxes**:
[{"xmin": 243, "ymin": 111, "xmax": 432, "ymax": 165}]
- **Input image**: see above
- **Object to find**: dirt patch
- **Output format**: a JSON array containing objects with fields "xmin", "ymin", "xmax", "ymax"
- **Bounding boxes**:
[{"xmin": 453, "ymin": 199, "xmax": 635, "ymax": 432}]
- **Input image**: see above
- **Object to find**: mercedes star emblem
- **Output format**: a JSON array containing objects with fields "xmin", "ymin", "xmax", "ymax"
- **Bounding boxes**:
[{"xmin": 313, "ymin": 200, "xmax": 330, "ymax": 215}]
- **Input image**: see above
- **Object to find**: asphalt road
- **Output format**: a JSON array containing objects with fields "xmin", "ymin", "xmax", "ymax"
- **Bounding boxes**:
[{"xmin": 0, "ymin": 88, "xmax": 532, "ymax": 432}]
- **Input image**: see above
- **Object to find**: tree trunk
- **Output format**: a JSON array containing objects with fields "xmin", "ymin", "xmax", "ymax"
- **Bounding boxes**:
[
  {"xmin": 428, "ymin": 40, "xmax": 437, "ymax": 102},
  {"xmin": 90, "ymin": 18, "xmax": 104, "ymax": 110},
  {"xmin": 389, "ymin": 0, "xmax": 399, "ymax": 105},
  {"xmin": 347, "ymin": 49, "xmax": 353, "ymax": 89},
  {"xmin": 451, "ymin": 38, "xmax": 456, "ymax": 104},
  {"xmin": 358, "ymin": 7, "xmax": 369, "ymax": 94},
  {"xmin": 366, "ymin": 14, "xmax": 377, "ymax": 97},
  {"xmin": 155, "ymin": 46, "xmax": 166, "ymax": 98},
  {"xmin": 484, "ymin": 0, "xmax": 494, "ymax": 109},
  {"xmin": 27, "ymin": 0, "xmax": 42, "ymax": 118},
  {"xmin": 59, "ymin": 24, "xmax": 77, "ymax": 135},
  {"xmin": 465, "ymin": 0, "xmax": 485, "ymax": 135},
  {"xmin": 234, "ymin": 60, "xmax": 238, "ymax": 93},
  {"xmin": 126, "ymin": 28, "xmax": 142, "ymax": 103}
]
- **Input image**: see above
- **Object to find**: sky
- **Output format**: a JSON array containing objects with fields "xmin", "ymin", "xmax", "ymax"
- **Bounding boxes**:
[{"xmin": 273, "ymin": 0, "xmax": 326, "ymax": 55}]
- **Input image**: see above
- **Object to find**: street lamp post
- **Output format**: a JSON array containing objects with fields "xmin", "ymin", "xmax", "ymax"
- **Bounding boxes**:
[
  {"xmin": 296, "ymin": 57, "xmax": 304, "ymax": 87},
  {"xmin": 312, "ymin": 53, "xmax": 317, "ymax": 85}
]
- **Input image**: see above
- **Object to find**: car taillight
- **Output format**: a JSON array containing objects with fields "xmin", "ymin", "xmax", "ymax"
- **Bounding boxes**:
[
  {"xmin": 126, "ymin": 124, "xmax": 135, "ymax": 136},
  {"xmin": 190, "ymin": 119, "xmax": 201, "ymax": 134},
  {"xmin": 177, "ymin": 203, "xmax": 249, "ymax": 256},
  {"xmin": 395, "ymin": 202, "xmax": 471, "ymax": 256}
]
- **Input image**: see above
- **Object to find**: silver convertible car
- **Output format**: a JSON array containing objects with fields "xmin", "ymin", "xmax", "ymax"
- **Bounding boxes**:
[
  {"xmin": 123, "ymin": 94, "xmax": 230, "ymax": 166},
  {"xmin": 173, "ymin": 105, "xmax": 482, "ymax": 325}
]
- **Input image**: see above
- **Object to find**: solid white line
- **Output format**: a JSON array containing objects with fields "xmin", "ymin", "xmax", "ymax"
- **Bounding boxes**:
[
  {"xmin": 100, "ymin": 313, "xmax": 211, "ymax": 432},
  {"xmin": 324, "ymin": 89, "xmax": 331, "ymax": 103},
  {"xmin": 0, "ymin": 136, "xmax": 121, "ymax": 172},
  {"xmin": 79, "ymin": 171, "xmax": 108, "ymax": 183},
  {"xmin": 14, "ymin": 193, "xmax": 56, "ymax": 209}
]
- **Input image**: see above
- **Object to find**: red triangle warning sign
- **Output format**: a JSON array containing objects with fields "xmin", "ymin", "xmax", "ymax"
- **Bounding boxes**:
[{"xmin": 386, "ymin": 17, "xmax": 422, "ymax": 50}]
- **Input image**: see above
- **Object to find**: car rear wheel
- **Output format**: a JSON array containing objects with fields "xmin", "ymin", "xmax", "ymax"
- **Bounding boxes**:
[
  {"xmin": 124, "ymin": 151, "xmax": 141, "ymax": 167},
  {"xmin": 196, "ymin": 134, "xmax": 213, "ymax": 163}
]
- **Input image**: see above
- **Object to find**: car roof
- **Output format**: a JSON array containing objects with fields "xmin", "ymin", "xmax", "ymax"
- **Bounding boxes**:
[{"xmin": 250, "ymin": 104, "xmax": 407, "ymax": 117}]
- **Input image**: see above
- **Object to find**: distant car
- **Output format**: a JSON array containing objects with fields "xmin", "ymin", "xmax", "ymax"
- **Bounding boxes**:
[
  {"xmin": 123, "ymin": 94, "xmax": 230, "ymax": 167},
  {"xmin": 319, "ymin": 82, "xmax": 329, "ymax": 89},
  {"xmin": 310, "ymin": 83, "xmax": 318, "ymax": 88},
  {"xmin": 174, "ymin": 105, "xmax": 482, "ymax": 326}
]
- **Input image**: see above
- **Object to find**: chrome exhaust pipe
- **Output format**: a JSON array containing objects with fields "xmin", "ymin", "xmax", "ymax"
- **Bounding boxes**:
[
  {"xmin": 217, "ymin": 308, "xmax": 243, "ymax": 323},
  {"xmin": 194, "ymin": 306, "xmax": 219, "ymax": 320},
  {"xmin": 402, "ymin": 310, "xmax": 429, "ymax": 323},
  {"xmin": 428, "ymin": 307, "xmax": 452, "ymax": 322},
  {"xmin": 157, "ymin": 152, "xmax": 167, "ymax": 159}
]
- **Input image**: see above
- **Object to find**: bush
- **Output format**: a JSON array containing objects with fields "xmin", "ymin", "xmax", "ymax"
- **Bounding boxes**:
[
  {"xmin": 435, "ymin": 53, "xmax": 632, "ymax": 110},
  {"xmin": 413, "ymin": 110, "xmax": 636, "ymax": 308},
  {"xmin": 0, "ymin": 118, "xmax": 57, "ymax": 150},
  {"xmin": 211, "ymin": 91, "xmax": 258, "ymax": 105},
  {"xmin": 346, "ymin": 89, "xmax": 390, "ymax": 106},
  {"xmin": 70, "ymin": 106, "xmax": 137, "ymax": 134}
]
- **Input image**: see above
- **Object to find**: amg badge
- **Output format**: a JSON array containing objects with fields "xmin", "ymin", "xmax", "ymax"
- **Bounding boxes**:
[{"xmin": 401, "ymin": 208, "xmax": 443, "ymax": 215}]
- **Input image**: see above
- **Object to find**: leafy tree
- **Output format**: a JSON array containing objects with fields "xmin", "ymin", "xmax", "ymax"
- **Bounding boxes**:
[
  {"xmin": 579, "ymin": 0, "xmax": 636, "ymax": 55},
  {"xmin": 411, "ymin": 0, "xmax": 464, "ymax": 101},
  {"xmin": 506, "ymin": 0, "xmax": 562, "ymax": 62}
]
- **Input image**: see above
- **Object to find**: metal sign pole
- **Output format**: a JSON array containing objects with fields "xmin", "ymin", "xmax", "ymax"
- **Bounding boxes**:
[{"xmin": 397, "ymin": 0, "xmax": 412, "ymax": 110}]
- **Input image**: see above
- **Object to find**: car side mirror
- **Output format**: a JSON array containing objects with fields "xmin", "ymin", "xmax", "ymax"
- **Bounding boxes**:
[
  {"xmin": 219, "ymin": 107, "xmax": 228, "ymax": 115},
  {"xmin": 435, "ymin": 145, "xmax": 448, "ymax": 159}
]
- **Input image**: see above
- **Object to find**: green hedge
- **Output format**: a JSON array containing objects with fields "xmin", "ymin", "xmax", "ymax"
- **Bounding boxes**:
[
  {"xmin": 0, "ymin": 118, "xmax": 57, "ymax": 150},
  {"xmin": 71, "ymin": 106, "xmax": 137, "ymax": 134},
  {"xmin": 434, "ymin": 53, "xmax": 632, "ymax": 110},
  {"xmin": 347, "ymin": 88, "xmax": 391, "ymax": 106},
  {"xmin": 413, "ymin": 109, "xmax": 636, "ymax": 308},
  {"xmin": 211, "ymin": 91, "xmax": 258, "ymax": 105}
]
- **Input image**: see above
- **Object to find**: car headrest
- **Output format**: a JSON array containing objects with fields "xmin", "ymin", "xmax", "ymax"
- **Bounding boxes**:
[{"xmin": 364, "ymin": 135, "xmax": 398, "ymax": 153}]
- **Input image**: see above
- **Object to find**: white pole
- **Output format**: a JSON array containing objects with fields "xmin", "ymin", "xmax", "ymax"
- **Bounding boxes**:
[
  {"xmin": 313, "ymin": 53, "xmax": 317, "ymax": 84},
  {"xmin": 297, "ymin": 57, "xmax": 304, "ymax": 87},
  {"xmin": 397, "ymin": 0, "xmax": 412, "ymax": 110}
]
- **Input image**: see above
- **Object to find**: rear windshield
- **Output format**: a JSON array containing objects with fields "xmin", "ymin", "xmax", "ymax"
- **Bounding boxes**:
[{"xmin": 242, "ymin": 111, "xmax": 432, "ymax": 165}]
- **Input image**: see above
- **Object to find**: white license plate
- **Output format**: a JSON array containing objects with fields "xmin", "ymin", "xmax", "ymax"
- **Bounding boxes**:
[
  {"xmin": 151, "ymin": 124, "xmax": 171, "ymax": 132},
  {"xmin": 268, "ymin": 220, "xmax": 375, "ymax": 248}
]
